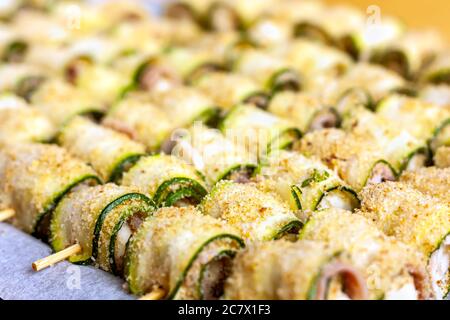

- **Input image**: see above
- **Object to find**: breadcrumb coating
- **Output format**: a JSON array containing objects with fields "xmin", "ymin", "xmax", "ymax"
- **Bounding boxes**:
[
  {"xmin": 400, "ymin": 167, "xmax": 450, "ymax": 204},
  {"xmin": 200, "ymin": 181, "xmax": 300, "ymax": 241},
  {"xmin": 360, "ymin": 181, "xmax": 450, "ymax": 257}
]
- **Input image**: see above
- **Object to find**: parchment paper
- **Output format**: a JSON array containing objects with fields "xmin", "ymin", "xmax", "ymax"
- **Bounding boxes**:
[{"xmin": 0, "ymin": 223, "xmax": 134, "ymax": 300}]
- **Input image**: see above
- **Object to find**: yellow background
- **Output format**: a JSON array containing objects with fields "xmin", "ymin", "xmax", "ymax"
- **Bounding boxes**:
[{"xmin": 327, "ymin": 0, "xmax": 450, "ymax": 41}]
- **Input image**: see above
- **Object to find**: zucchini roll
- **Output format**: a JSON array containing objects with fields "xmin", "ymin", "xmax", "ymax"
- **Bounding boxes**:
[
  {"xmin": 121, "ymin": 154, "xmax": 208, "ymax": 207},
  {"xmin": 420, "ymin": 85, "xmax": 450, "ymax": 107},
  {"xmin": 293, "ymin": 5, "xmax": 363, "ymax": 46},
  {"xmin": 325, "ymin": 63, "xmax": 406, "ymax": 110},
  {"xmin": 232, "ymin": 49, "xmax": 301, "ymax": 94},
  {"xmin": 0, "ymin": 143, "xmax": 99, "ymax": 235},
  {"xmin": 51, "ymin": 184, "xmax": 154, "ymax": 275},
  {"xmin": 0, "ymin": 63, "xmax": 46, "ymax": 97},
  {"xmin": 192, "ymin": 71, "xmax": 269, "ymax": 111},
  {"xmin": 299, "ymin": 209, "xmax": 432, "ymax": 300},
  {"xmin": 360, "ymin": 182, "xmax": 450, "ymax": 299},
  {"xmin": 102, "ymin": 96, "xmax": 173, "ymax": 152},
  {"xmin": 400, "ymin": 167, "xmax": 449, "ymax": 204},
  {"xmin": 166, "ymin": 0, "xmax": 215, "ymax": 25},
  {"xmin": 435, "ymin": 146, "xmax": 450, "ymax": 168},
  {"xmin": 125, "ymin": 206, "xmax": 244, "ymax": 299},
  {"xmin": 376, "ymin": 94, "xmax": 450, "ymax": 150},
  {"xmin": 173, "ymin": 124, "xmax": 257, "ymax": 185},
  {"xmin": 422, "ymin": 52, "xmax": 450, "ymax": 85},
  {"xmin": 268, "ymin": 92, "xmax": 339, "ymax": 132},
  {"xmin": 206, "ymin": 0, "xmax": 275, "ymax": 31},
  {"xmin": 29, "ymin": 78, "xmax": 106, "ymax": 127},
  {"xmin": 370, "ymin": 31, "xmax": 446, "ymax": 80},
  {"xmin": 341, "ymin": 107, "xmax": 429, "ymax": 173},
  {"xmin": 0, "ymin": 94, "xmax": 55, "ymax": 144},
  {"xmin": 0, "ymin": 24, "xmax": 27, "ymax": 63},
  {"xmin": 200, "ymin": 181, "xmax": 301, "ymax": 241},
  {"xmin": 150, "ymin": 46, "xmax": 224, "ymax": 85},
  {"xmin": 58, "ymin": 116, "xmax": 146, "ymax": 183},
  {"xmin": 146, "ymin": 86, "xmax": 218, "ymax": 129},
  {"xmin": 244, "ymin": 0, "xmax": 325, "ymax": 47},
  {"xmin": 298, "ymin": 129, "xmax": 396, "ymax": 192},
  {"xmin": 255, "ymin": 151, "xmax": 359, "ymax": 214},
  {"xmin": 221, "ymin": 104, "xmax": 301, "ymax": 159},
  {"xmin": 275, "ymin": 39, "xmax": 352, "ymax": 82},
  {"xmin": 224, "ymin": 240, "xmax": 368, "ymax": 300},
  {"xmin": 65, "ymin": 61, "xmax": 129, "ymax": 109}
]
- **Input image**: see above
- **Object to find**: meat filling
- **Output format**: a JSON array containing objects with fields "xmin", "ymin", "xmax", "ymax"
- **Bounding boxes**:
[
  {"xmin": 367, "ymin": 162, "xmax": 396, "ymax": 185},
  {"xmin": 429, "ymin": 235, "xmax": 450, "ymax": 299},
  {"xmin": 114, "ymin": 213, "xmax": 145, "ymax": 274},
  {"xmin": 316, "ymin": 262, "xmax": 368, "ymax": 300}
]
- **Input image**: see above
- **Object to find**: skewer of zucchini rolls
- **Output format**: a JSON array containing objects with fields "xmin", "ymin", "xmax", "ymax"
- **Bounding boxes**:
[
  {"xmin": 121, "ymin": 154, "xmax": 208, "ymax": 207},
  {"xmin": 192, "ymin": 71, "xmax": 270, "ymax": 111},
  {"xmin": 0, "ymin": 93, "xmax": 55, "ymax": 144},
  {"xmin": 267, "ymin": 91, "xmax": 340, "ymax": 132},
  {"xmin": 299, "ymin": 209, "xmax": 433, "ymax": 300},
  {"xmin": 399, "ymin": 167, "xmax": 450, "ymax": 204},
  {"xmin": 224, "ymin": 240, "xmax": 368, "ymax": 300},
  {"xmin": 422, "ymin": 52, "xmax": 450, "ymax": 85},
  {"xmin": 172, "ymin": 123, "xmax": 257, "ymax": 185},
  {"xmin": 102, "ymin": 95, "xmax": 173, "ymax": 152},
  {"xmin": 125, "ymin": 206, "xmax": 244, "ymax": 299},
  {"xmin": 0, "ymin": 143, "xmax": 100, "ymax": 236},
  {"xmin": 200, "ymin": 181, "xmax": 301, "ymax": 241},
  {"xmin": 324, "ymin": 63, "xmax": 406, "ymax": 112},
  {"xmin": 370, "ymin": 30, "xmax": 446, "ymax": 80},
  {"xmin": 51, "ymin": 183, "xmax": 154, "ymax": 275},
  {"xmin": 434, "ymin": 146, "xmax": 450, "ymax": 168},
  {"xmin": 255, "ymin": 150, "xmax": 359, "ymax": 215},
  {"xmin": 359, "ymin": 182, "xmax": 450, "ymax": 299},
  {"xmin": 220, "ymin": 104, "xmax": 301, "ymax": 160},
  {"xmin": 28, "ymin": 78, "xmax": 107, "ymax": 127},
  {"xmin": 57, "ymin": 116, "xmax": 146, "ymax": 183},
  {"xmin": 375, "ymin": 94, "xmax": 450, "ymax": 154},
  {"xmin": 231, "ymin": 48, "xmax": 302, "ymax": 94},
  {"xmin": 298, "ymin": 129, "xmax": 397, "ymax": 192},
  {"xmin": 341, "ymin": 106, "xmax": 429, "ymax": 173}
]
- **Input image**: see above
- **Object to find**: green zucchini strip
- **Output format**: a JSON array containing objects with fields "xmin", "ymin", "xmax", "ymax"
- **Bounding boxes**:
[
  {"xmin": 121, "ymin": 155, "xmax": 208, "ymax": 207},
  {"xmin": 33, "ymin": 174, "xmax": 101, "ymax": 239}
]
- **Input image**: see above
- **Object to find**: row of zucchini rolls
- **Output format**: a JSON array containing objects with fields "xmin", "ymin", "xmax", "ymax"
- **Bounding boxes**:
[{"xmin": 0, "ymin": 0, "xmax": 448, "ymax": 300}]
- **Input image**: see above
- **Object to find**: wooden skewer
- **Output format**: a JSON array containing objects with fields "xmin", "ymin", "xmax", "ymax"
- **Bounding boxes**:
[
  {"xmin": 138, "ymin": 288, "xmax": 166, "ymax": 300},
  {"xmin": 32, "ymin": 244, "xmax": 82, "ymax": 271},
  {"xmin": 0, "ymin": 209, "xmax": 15, "ymax": 222}
]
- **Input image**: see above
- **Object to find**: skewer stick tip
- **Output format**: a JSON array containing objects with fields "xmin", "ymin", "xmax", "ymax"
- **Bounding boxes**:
[
  {"xmin": 139, "ymin": 288, "xmax": 166, "ymax": 300},
  {"xmin": 32, "ymin": 244, "xmax": 82, "ymax": 272},
  {"xmin": 0, "ymin": 209, "xmax": 15, "ymax": 222}
]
